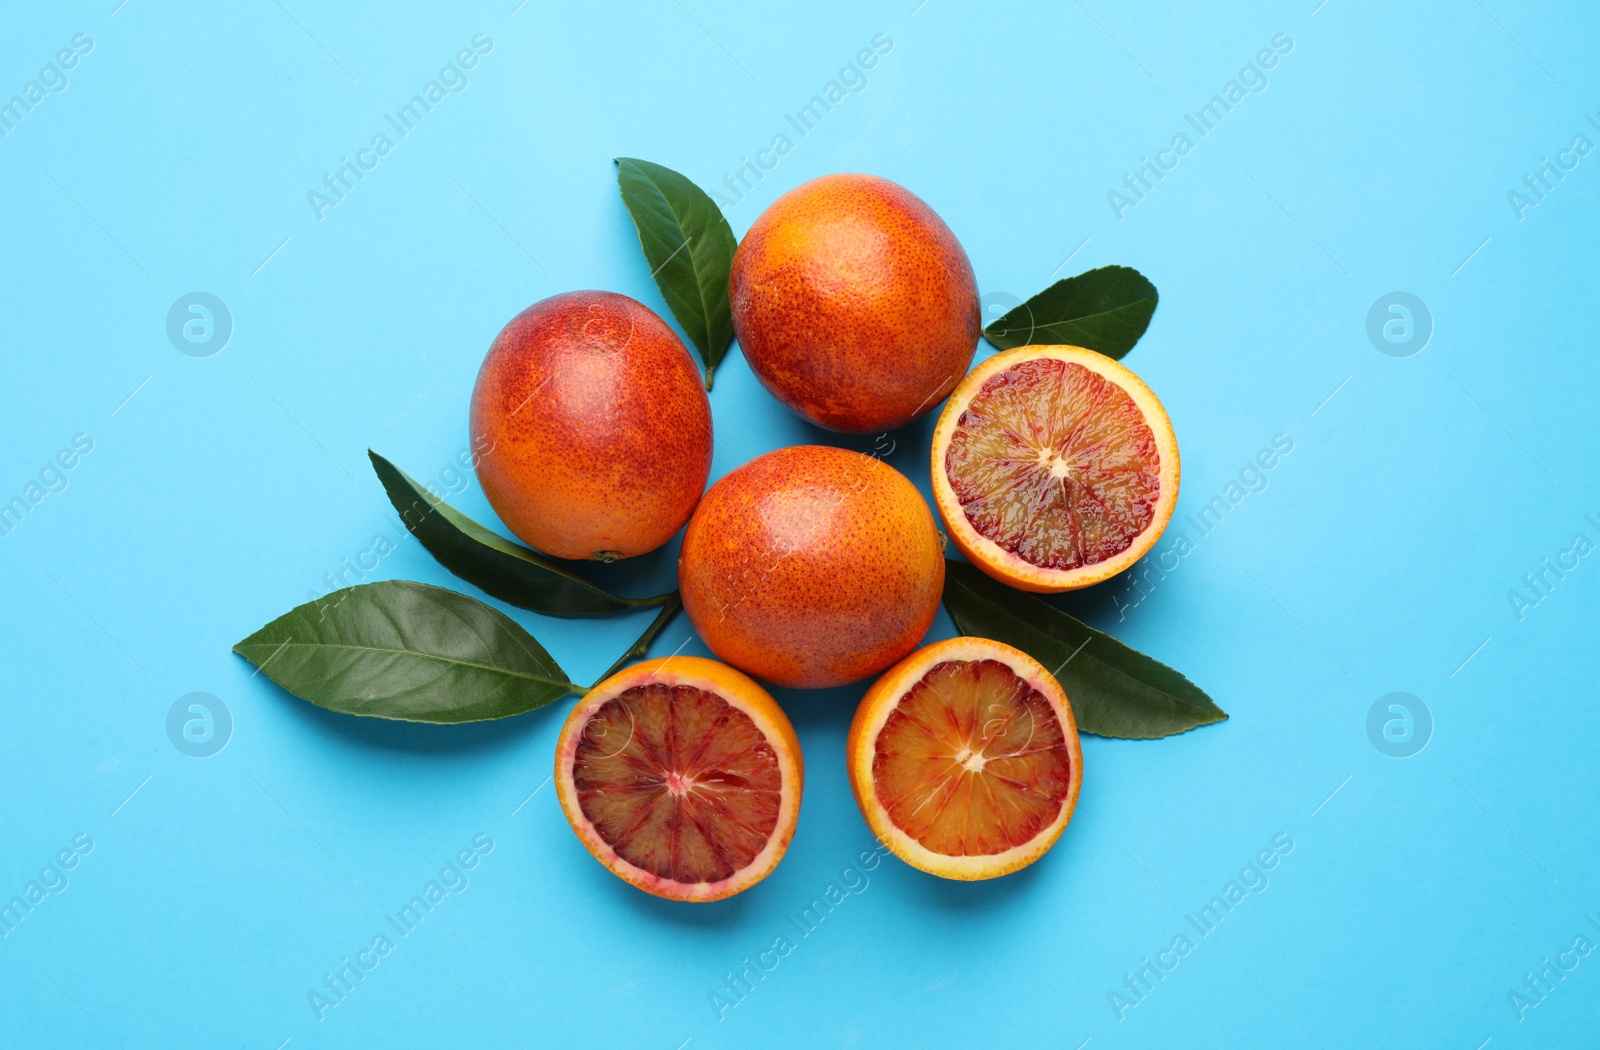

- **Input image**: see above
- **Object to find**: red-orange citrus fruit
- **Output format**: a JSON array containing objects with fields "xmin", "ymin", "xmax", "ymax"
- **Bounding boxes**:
[
  {"xmin": 554, "ymin": 656, "xmax": 802, "ymax": 902},
  {"xmin": 678, "ymin": 445, "xmax": 944, "ymax": 689},
  {"xmin": 847, "ymin": 636, "xmax": 1083, "ymax": 880},
  {"xmin": 930, "ymin": 345, "xmax": 1179, "ymax": 592},
  {"xmin": 470, "ymin": 290, "xmax": 712, "ymax": 561},
  {"xmin": 728, "ymin": 173, "xmax": 980, "ymax": 433}
]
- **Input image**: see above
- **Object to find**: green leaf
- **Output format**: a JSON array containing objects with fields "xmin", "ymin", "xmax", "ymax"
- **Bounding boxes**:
[
  {"xmin": 370, "ymin": 450, "xmax": 672, "ymax": 618},
  {"xmin": 983, "ymin": 265, "xmax": 1159, "ymax": 359},
  {"xmin": 233, "ymin": 580, "xmax": 582, "ymax": 723},
  {"xmin": 941, "ymin": 560, "xmax": 1226, "ymax": 739},
  {"xmin": 615, "ymin": 157, "xmax": 738, "ymax": 388}
]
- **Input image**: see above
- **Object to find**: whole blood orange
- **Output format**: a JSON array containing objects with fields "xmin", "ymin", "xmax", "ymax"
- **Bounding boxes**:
[
  {"xmin": 470, "ymin": 291, "xmax": 712, "ymax": 561},
  {"xmin": 554, "ymin": 656, "xmax": 802, "ymax": 902},
  {"xmin": 728, "ymin": 174, "xmax": 980, "ymax": 433},
  {"xmin": 931, "ymin": 344, "xmax": 1180, "ymax": 592},
  {"xmin": 678, "ymin": 445, "xmax": 944, "ymax": 689},
  {"xmin": 847, "ymin": 636, "xmax": 1083, "ymax": 880}
]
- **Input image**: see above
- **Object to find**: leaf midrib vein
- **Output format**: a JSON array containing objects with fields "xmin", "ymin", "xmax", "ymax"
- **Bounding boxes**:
[
  {"xmin": 242, "ymin": 639, "xmax": 570, "ymax": 688},
  {"xmin": 641, "ymin": 166, "xmax": 720, "ymax": 347}
]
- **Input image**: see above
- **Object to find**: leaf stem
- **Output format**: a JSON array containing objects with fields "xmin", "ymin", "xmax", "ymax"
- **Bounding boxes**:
[
  {"xmin": 593, "ymin": 592, "xmax": 684, "ymax": 687},
  {"xmin": 625, "ymin": 590, "xmax": 679, "ymax": 608}
]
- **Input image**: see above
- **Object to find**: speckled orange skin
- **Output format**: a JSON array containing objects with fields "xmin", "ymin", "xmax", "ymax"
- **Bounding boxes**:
[
  {"xmin": 677, "ymin": 445, "xmax": 945, "ymax": 690},
  {"xmin": 728, "ymin": 174, "xmax": 980, "ymax": 433},
  {"xmin": 470, "ymin": 291, "xmax": 712, "ymax": 561}
]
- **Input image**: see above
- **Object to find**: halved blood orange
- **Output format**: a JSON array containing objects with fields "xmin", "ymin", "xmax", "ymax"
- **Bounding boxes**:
[
  {"xmin": 554, "ymin": 656, "xmax": 802, "ymax": 902},
  {"xmin": 847, "ymin": 636, "xmax": 1082, "ymax": 880},
  {"xmin": 931, "ymin": 344, "xmax": 1180, "ymax": 592}
]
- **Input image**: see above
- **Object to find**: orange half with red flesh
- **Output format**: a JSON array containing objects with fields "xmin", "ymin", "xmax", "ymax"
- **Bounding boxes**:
[
  {"xmin": 931, "ymin": 345, "xmax": 1180, "ymax": 592},
  {"xmin": 555, "ymin": 656, "xmax": 802, "ymax": 902},
  {"xmin": 847, "ymin": 636, "xmax": 1083, "ymax": 880}
]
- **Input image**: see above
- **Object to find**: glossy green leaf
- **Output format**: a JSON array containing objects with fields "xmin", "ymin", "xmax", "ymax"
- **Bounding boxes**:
[
  {"xmin": 983, "ymin": 265, "xmax": 1159, "ymax": 359},
  {"xmin": 370, "ymin": 450, "xmax": 672, "ymax": 618},
  {"xmin": 941, "ymin": 560, "xmax": 1226, "ymax": 739},
  {"xmin": 615, "ymin": 157, "xmax": 738, "ymax": 388},
  {"xmin": 233, "ymin": 581, "xmax": 581, "ymax": 723}
]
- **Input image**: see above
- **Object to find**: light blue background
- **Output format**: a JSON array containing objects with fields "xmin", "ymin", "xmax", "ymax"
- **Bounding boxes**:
[{"xmin": 3, "ymin": 0, "xmax": 1597, "ymax": 1046}]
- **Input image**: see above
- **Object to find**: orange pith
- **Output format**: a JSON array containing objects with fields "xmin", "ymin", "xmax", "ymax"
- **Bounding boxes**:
[
  {"xmin": 556, "ymin": 656, "xmax": 802, "ymax": 902},
  {"xmin": 931, "ymin": 345, "xmax": 1180, "ymax": 593},
  {"xmin": 946, "ymin": 357, "xmax": 1159, "ymax": 570},
  {"xmin": 848, "ymin": 637, "xmax": 1082, "ymax": 880},
  {"xmin": 573, "ymin": 683, "xmax": 781, "ymax": 883},
  {"xmin": 875, "ymin": 659, "xmax": 1075, "ymax": 856}
]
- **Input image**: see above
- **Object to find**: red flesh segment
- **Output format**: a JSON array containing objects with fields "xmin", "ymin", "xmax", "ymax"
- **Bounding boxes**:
[
  {"xmin": 871, "ymin": 659, "xmax": 1074, "ymax": 856},
  {"xmin": 573, "ymin": 684, "xmax": 782, "ymax": 884},
  {"xmin": 944, "ymin": 357, "xmax": 1161, "ymax": 570}
]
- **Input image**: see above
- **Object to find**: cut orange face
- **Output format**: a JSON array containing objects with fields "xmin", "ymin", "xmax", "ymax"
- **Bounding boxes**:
[
  {"xmin": 931, "ymin": 344, "xmax": 1180, "ymax": 592},
  {"xmin": 847, "ymin": 636, "xmax": 1082, "ymax": 880},
  {"xmin": 554, "ymin": 656, "xmax": 802, "ymax": 902}
]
